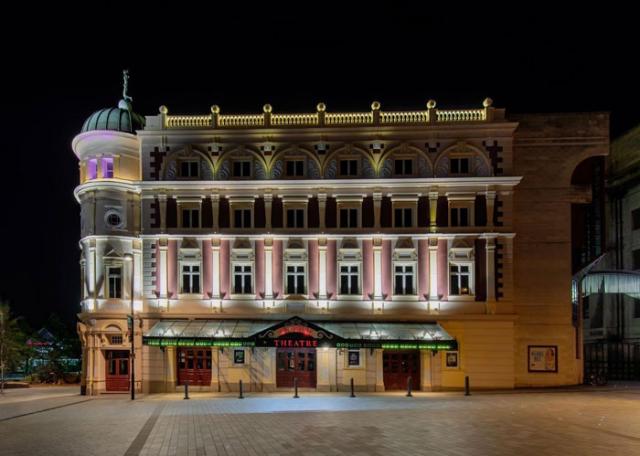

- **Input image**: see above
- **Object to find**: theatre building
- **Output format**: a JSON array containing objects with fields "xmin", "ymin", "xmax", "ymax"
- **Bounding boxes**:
[{"xmin": 73, "ymin": 78, "xmax": 609, "ymax": 394}]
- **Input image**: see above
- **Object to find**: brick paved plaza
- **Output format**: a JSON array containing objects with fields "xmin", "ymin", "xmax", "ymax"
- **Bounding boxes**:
[{"xmin": 1, "ymin": 385, "xmax": 640, "ymax": 455}]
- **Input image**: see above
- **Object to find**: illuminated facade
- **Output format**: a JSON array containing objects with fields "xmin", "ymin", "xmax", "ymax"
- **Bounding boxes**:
[{"xmin": 73, "ymin": 77, "xmax": 609, "ymax": 394}]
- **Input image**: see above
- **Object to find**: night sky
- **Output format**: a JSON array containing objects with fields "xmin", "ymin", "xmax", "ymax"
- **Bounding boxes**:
[{"xmin": 0, "ymin": 9, "xmax": 635, "ymax": 330}]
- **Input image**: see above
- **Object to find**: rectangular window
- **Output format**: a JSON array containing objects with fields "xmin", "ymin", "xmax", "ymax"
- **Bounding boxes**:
[
  {"xmin": 339, "ymin": 208, "xmax": 359, "ymax": 228},
  {"xmin": 286, "ymin": 265, "xmax": 305, "ymax": 294},
  {"xmin": 233, "ymin": 160, "xmax": 251, "ymax": 177},
  {"xmin": 394, "ymin": 208, "xmax": 413, "ymax": 228},
  {"xmin": 286, "ymin": 209, "xmax": 305, "ymax": 228},
  {"xmin": 110, "ymin": 335, "xmax": 123, "ymax": 345},
  {"xmin": 633, "ymin": 208, "xmax": 640, "ymax": 230},
  {"xmin": 340, "ymin": 265, "xmax": 360, "ymax": 295},
  {"xmin": 233, "ymin": 265, "xmax": 252, "ymax": 294},
  {"xmin": 450, "ymin": 264, "xmax": 471, "ymax": 295},
  {"xmin": 102, "ymin": 157, "xmax": 114, "ymax": 178},
  {"xmin": 107, "ymin": 267, "xmax": 122, "ymax": 299},
  {"xmin": 179, "ymin": 160, "xmax": 199, "ymax": 178},
  {"xmin": 394, "ymin": 159, "xmax": 413, "ymax": 176},
  {"xmin": 339, "ymin": 159, "xmax": 358, "ymax": 176},
  {"xmin": 450, "ymin": 207, "xmax": 469, "ymax": 227},
  {"xmin": 182, "ymin": 264, "xmax": 200, "ymax": 294},
  {"xmin": 634, "ymin": 249, "xmax": 640, "ymax": 270},
  {"xmin": 583, "ymin": 298, "xmax": 590, "ymax": 319},
  {"xmin": 394, "ymin": 265, "xmax": 414, "ymax": 295},
  {"xmin": 182, "ymin": 208, "xmax": 200, "ymax": 228},
  {"xmin": 233, "ymin": 209, "xmax": 252, "ymax": 228},
  {"xmin": 450, "ymin": 158, "xmax": 470, "ymax": 175},
  {"xmin": 285, "ymin": 160, "xmax": 304, "ymax": 177},
  {"xmin": 87, "ymin": 158, "xmax": 98, "ymax": 180},
  {"xmin": 634, "ymin": 298, "xmax": 640, "ymax": 319}
]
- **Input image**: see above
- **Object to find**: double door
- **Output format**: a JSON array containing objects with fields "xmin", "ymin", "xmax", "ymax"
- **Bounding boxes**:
[
  {"xmin": 177, "ymin": 348, "xmax": 212, "ymax": 386},
  {"xmin": 383, "ymin": 350, "xmax": 420, "ymax": 390},
  {"xmin": 105, "ymin": 350, "xmax": 130, "ymax": 391},
  {"xmin": 276, "ymin": 348, "xmax": 316, "ymax": 388}
]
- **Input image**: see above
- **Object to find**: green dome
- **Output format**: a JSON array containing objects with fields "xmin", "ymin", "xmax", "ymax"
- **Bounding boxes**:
[{"xmin": 81, "ymin": 101, "xmax": 145, "ymax": 134}]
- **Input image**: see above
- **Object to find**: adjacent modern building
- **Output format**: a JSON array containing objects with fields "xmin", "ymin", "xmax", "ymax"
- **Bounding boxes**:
[{"xmin": 73, "ymin": 75, "xmax": 609, "ymax": 394}]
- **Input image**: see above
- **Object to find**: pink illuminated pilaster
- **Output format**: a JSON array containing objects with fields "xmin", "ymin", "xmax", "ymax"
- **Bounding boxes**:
[
  {"xmin": 418, "ymin": 239, "xmax": 429, "ymax": 300},
  {"xmin": 308, "ymin": 240, "xmax": 319, "ymax": 298},
  {"xmin": 381, "ymin": 240, "xmax": 392, "ymax": 298},
  {"xmin": 202, "ymin": 240, "xmax": 212, "ymax": 298},
  {"xmin": 220, "ymin": 240, "xmax": 230, "ymax": 299},
  {"xmin": 272, "ymin": 240, "xmax": 283, "ymax": 298},
  {"xmin": 362, "ymin": 239, "xmax": 374, "ymax": 300},
  {"xmin": 167, "ymin": 240, "xmax": 177, "ymax": 298},
  {"xmin": 326, "ymin": 240, "xmax": 337, "ymax": 298},
  {"xmin": 437, "ymin": 239, "xmax": 448, "ymax": 300},
  {"xmin": 255, "ymin": 240, "xmax": 265, "ymax": 298}
]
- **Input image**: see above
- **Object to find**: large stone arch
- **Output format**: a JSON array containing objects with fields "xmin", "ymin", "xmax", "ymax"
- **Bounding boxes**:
[
  {"xmin": 214, "ymin": 146, "xmax": 269, "ymax": 180},
  {"xmin": 270, "ymin": 145, "xmax": 322, "ymax": 179},
  {"xmin": 161, "ymin": 146, "xmax": 215, "ymax": 180},
  {"xmin": 379, "ymin": 143, "xmax": 433, "ymax": 178},
  {"xmin": 323, "ymin": 144, "xmax": 376, "ymax": 178},
  {"xmin": 434, "ymin": 142, "xmax": 492, "ymax": 177}
]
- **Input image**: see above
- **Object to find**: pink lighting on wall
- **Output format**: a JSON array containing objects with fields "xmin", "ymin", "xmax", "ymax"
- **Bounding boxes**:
[
  {"xmin": 102, "ymin": 157, "xmax": 114, "ymax": 178},
  {"xmin": 87, "ymin": 158, "xmax": 98, "ymax": 179}
]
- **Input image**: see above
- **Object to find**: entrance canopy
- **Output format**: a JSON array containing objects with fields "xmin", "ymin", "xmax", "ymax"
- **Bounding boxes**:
[
  {"xmin": 581, "ymin": 270, "xmax": 640, "ymax": 298},
  {"xmin": 143, "ymin": 316, "xmax": 457, "ymax": 351}
]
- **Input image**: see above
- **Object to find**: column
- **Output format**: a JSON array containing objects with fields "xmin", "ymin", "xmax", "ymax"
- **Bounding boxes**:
[
  {"xmin": 211, "ymin": 239, "xmax": 221, "ymax": 299},
  {"xmin": 211, "ymin": 193, "xmax": 219, "ymax": 231},
  {"xmin": 429, "ymin": 191, "xmax": 438, "ymax": 232},
  {"xmin": 159, "ymin": 193, "xmax": 168, "ymax": 233},
  {"xmin": 373, "ymin": 191, "xmax": 382, "ymax": 229},
  {"xmin": 420, "ymin": 350, "xmax": 433, "ymax": 391},
  {"xmin": 166, "ymin": 346, "xmax": 176, "ymax": 392},
  {"xmin": 264, "ymin": 238, "xmax": 273, "ymax": 299},
  {"xmin": 373, "ymin": 237, "xmax": 383, "ymax": 300},
  {"xmin": 486, "ymin": 190, "xmax": 496, "ymax": 229},
  {"xmin": 318, "ymin": 238, "xmax": 327, "ymax": 299},
  {"xmin": 158, "ymin": 238, "xmax": 168, "ymax": 307},
  {"xmin": 210, "ymin": 347, "xmax": 220, "ymax": 392},
  {"xmin": 264, "ymin": 193, "xmax": 273, "ymax": 230},
  {"xmin": 429, "ymin": 238, "xmax": 438, "ymax": 300},
  {"xmin": 375, "ymin": 349, "xmax": 385, "ymax": 392},
  {"xmin": 486, "ymin": 236, "xmax": 496, "ymax": 306},
  {"xmin": 317, "ymin": 192, "xmax": 327, "ymax": 230},
  {"xmin": 133, "ymin": 241, "xmax": 142, "ymax": 311},
  {"xmin": 87, "ymin": 241, "xmax": 97, "ymax": 310}
]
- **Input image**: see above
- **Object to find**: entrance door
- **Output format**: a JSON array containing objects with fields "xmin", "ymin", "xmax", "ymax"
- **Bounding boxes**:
[
  {"xmin": 383, "ymin": 350, "xmax": 420, "ymax": 390},
  {"xmin": 276, "ymin": 348, "xmax": 316, "ymax": 388},
  {"xmin": 105, "ymin": 350, "xmax": 130, "ymax": 392},
  {"xmin": 177, "ymin": 348, "xmax": 212, "ymax": 386}
]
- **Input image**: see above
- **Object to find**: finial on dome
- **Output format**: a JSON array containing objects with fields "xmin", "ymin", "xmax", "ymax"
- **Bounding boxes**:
[{"xmin": 118, "ymin": 69, "xmax": 133, "ymax": 110}]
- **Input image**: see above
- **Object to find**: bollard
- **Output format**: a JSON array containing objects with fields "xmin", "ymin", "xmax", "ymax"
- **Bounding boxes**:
[
  {"xmin": 238, "ymin": 379, "xmax": 244, "ymax": 399},
  {"xmin": 464, "ymin": 375, "xmax": 470, "ymax": 396},
  {"xmin": 350, "ymin": 377, "xmax": 356, "ymax": 398},
  {"xmin": 184, "ymin": 380, "xmax": 190, "ymax": 400},
  {"xmin": 406, "ymin": 376, "xmax": 413, "ymax": 397},
  {"xmin": 293, "ymin": 377, "xmax": 299, "ymax": 398}
]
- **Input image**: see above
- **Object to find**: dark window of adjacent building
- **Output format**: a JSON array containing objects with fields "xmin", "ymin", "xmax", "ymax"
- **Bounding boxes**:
[
  {"xmin": 286, "ymin": 160, "xmax": 304, "ymax": 177},
  {"xmin": 339, "ymin": 208, "xmax": 359, "ymax": 228},
  {"xmin": 233, "ymin": 160, "xmax": 251, "ymax": 178},
  {"xmin": 340, "ymin": 265, "xmax": 359, "ymax": 295},
  {"xmin": 450, "ymin": 207, "xmax": 469, "ymax": 227},
  {"xmin": 634, "ymin": 249, "xmax": 640, "ymax": 270},
  {"xmin": 107, "ymin": 267, "xmax": 122, "ymax": 299},
  {"xmin": 394, "ymin": 159, "xmax": 413, "ymax": 176},
  {"xmin": 450, "ymin": 158, "xmax": 470, "ymax": 175},
  {"xmin": 394, "ymin": 208, "xmax": 413, "ymax": 227},
  {"xmin": 633, "ymin": 208, "xmax": 640, "ymax": 230},
  {"xmin": 583, "ymin": 298, "xmax": 590, "ymax": 319},
  {"xmin": 394, "ymin": 265, "xmax": 414, "ymax": 295},
  {"xmin": 182, "ymin": 208, "xmax": 200, "ymax": 228},
  {"xmin": 182, "ymin": 264, "xmax": 200, "ymax": 293},
  {"xmin": 180, "ymin": 160, "xmax": 199, "ymax": 178},
  {"xmin": 233, "ymin": 265, "xmax": 252, "ymax": 294},
  {"xmin": 286, "ymin": 265, "xmax": 305, "ymax": 294},
  {"xmin": 339, "ymin": 159, "xmax": 358, "ymax": 176},
  {"xmin": 233, "ymin": 209, "xmax": 252, "ymax": 228},
  {"xmin": 286, "ymin": 208, "xmax": 305, "ymax": 228},
  {"xmin": 634, "ymin": 298, "xmax": 640, "ymax": 318}
]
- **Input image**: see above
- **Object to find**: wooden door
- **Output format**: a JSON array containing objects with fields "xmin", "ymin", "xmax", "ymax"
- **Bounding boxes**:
[
  {"xmin": 177, "ymin": 348, "xmax": 212, "ymax": 386},
  {"xmin": 276, "ymin": 348, "xmax": 316, "ymax": 388},
  {"xmin": 383, "ymin": 350, "xmax": 420, "ymax": 390},
  {"xmin": 105, "ymin": 350, "xmax": 130, "ymax": 391}
]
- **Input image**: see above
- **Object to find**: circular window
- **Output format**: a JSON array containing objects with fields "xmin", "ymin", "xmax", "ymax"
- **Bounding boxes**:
[{"xmin": 104, "ymin": 210, "xmax": 123, "ymax": 228}]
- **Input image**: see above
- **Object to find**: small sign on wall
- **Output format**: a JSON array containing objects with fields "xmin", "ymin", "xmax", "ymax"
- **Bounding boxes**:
[
  {"xmin": 348, "ymin": 350, "xmax": 360, "ymax": 366},
  {"xmin": 234, "ymin": 349, "xmax": 245, "ymax": 365},
  {"xmin": 528, "ymin": 345, "xmax": 558, "ymax": 373},
  {"xmin": 445, "ymin": 351, "xmax": 459, "ymax": 369}
]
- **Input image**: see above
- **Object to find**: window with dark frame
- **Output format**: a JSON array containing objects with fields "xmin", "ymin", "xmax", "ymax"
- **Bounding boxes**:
[
  {"xmin": 339, "ymin": 208, "xmax": 359, "ymax": 228},
  {"xmin": 182, "ymin": 208, "xmax": 200, "ymax": 228},
  {"xmin": 107, "ymin": 266, "xmax": 122, "ymax": 299},
  {"xmin": 450, "ymin": 264, "xmax": 471, "ymax": 295},
  {"xmin": 583, "ymin": 298, "xmax": 590, "ymax": 319},
  {"xmin": 232, "ymin": 160, "xmax": 252, "ymax": 178},
  {"xmin": 340, "ymin": 265, "xmax": 359, "ymax": 295},
  {"xmin": 233, "ymin": 265, "xmax": 252, "ymax": 294},
  {"xmin": 286, "ymin": 208, "xmax": 305, "ymax": 228},
  {"xmin": 102, "ymin": 157, "xmax": 114, "ymax": 178},
  {"xmin": 285, "ymin": 160, "xmax": 305, "ymax": 177},
  {"xmin": 233, "ymin": 209, "xmax": 252, "ymax": 228},
  {"xmin": 634, "ymin": 249, "xmax": 640, "ymax": 270},
  {"xmin": 634, "ymin": 208, "xmax": 640, "ymax": 230},
  {"xmin": 179, "ymin": 160, "xmax": 199, "ymax": 178},
  {"xmin": 286, "ymin": 265, "xmax": 305, "ymax": 294},
  {"xmin": 394, "ymin": 265, "xmax": 414, "ymax": 295},
  {"xmin": 634, "ymin": 298, "xmax": 640, "ymax": 318},
  {"xmin": 110, "ymin": 335, "xmax": 123, "ymax": 345},
  {"xmin": 394, "ymin": 208, "xmax": 413, "ymax": 227},
  {"xmin": 182, "ymin": 264, "xmax": 200, "ymax": 293},
  {"xmin": 450, "ymin": 158, "xmax": 470, "ymax": 174},
  {"xmin": 339, "ymin": 159, "xmax": 358, "ymax": 176},
  {"xmin": 450, "ymin": 207, "xmax": 469, "ymax": 227},
  {"xmin": 234, "ymin": 349, "xmax": 245, "ymax": 364},
  {"xmin": 348, "ymin": 350, "xmax": 360, "ymax": 366},
  {"xmin": 394, "ymin": 159, "xmax": 413, "ymax": 176}
]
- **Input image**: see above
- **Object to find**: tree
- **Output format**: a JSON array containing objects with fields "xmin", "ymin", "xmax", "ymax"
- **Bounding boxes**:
[{"xmin": 0, "ymin": 303, "xmax": 27, "ymax": 393}]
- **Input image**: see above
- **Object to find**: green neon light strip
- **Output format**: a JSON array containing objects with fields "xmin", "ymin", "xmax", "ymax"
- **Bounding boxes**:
[{"xmin": 144, "ymin": 338, "xmax": 255, "ymax": 348}]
